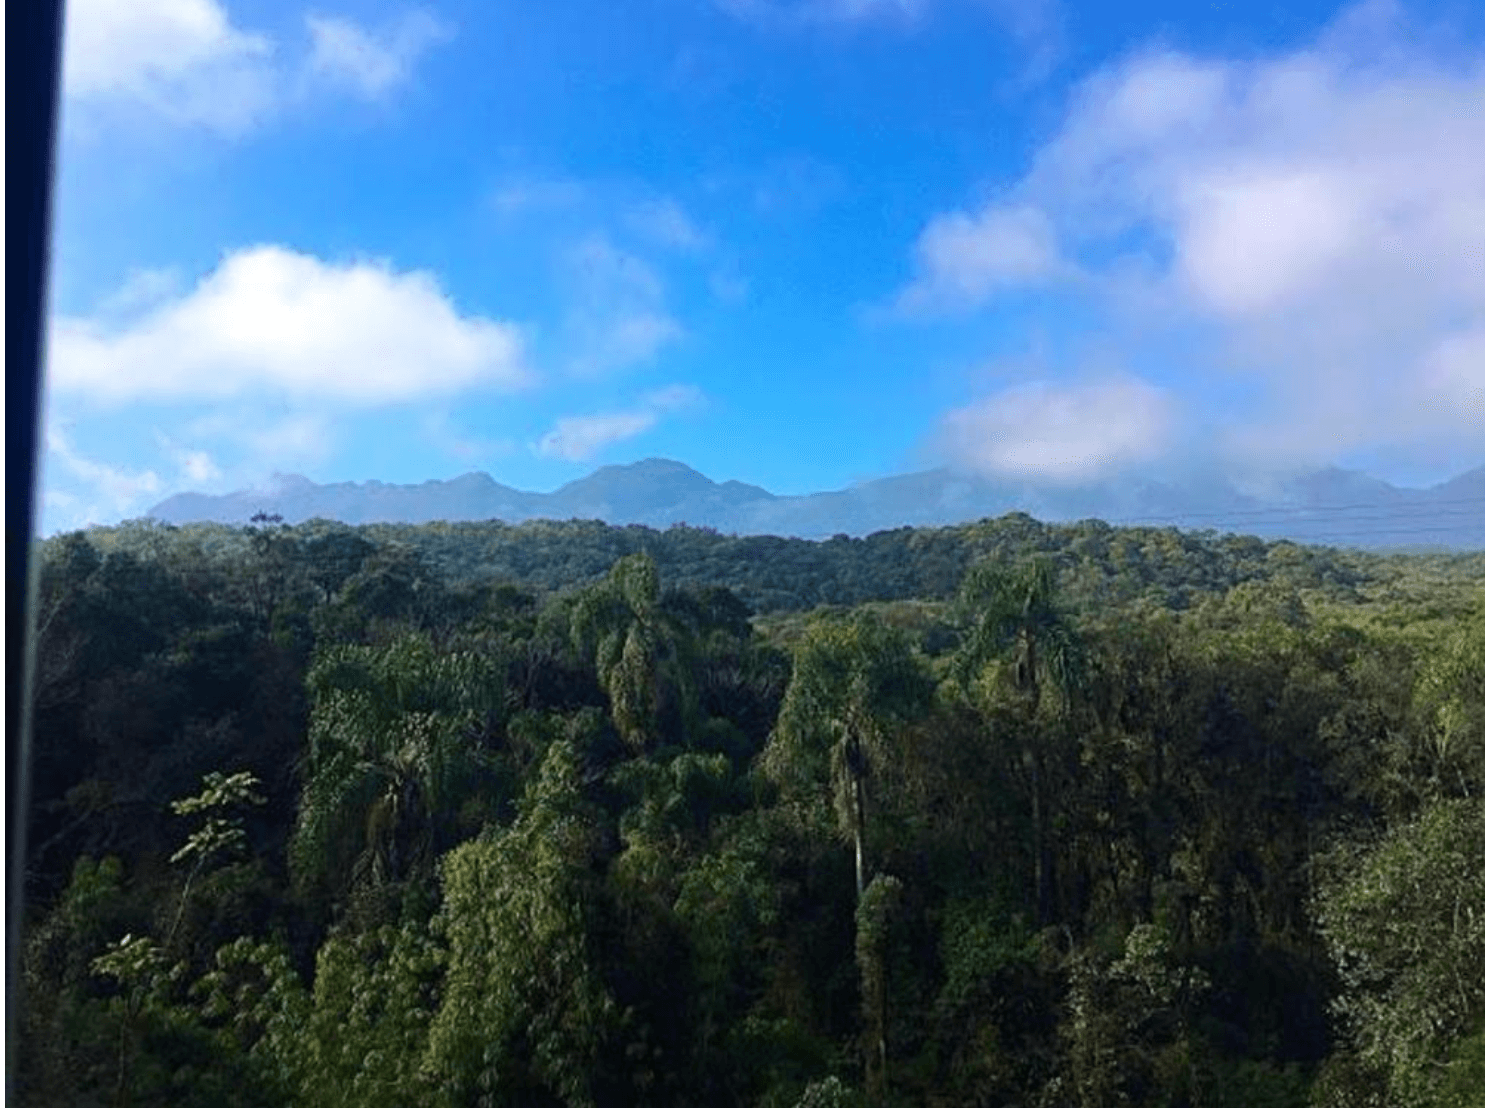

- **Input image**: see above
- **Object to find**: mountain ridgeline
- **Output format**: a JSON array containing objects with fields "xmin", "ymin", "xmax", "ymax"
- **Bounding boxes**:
[{"xmin": 145, "ymin": 457, "xmax": 1486, "ymax": 552}]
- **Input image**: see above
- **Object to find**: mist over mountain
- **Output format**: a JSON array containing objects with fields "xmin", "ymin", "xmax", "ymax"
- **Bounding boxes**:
[{"xmin": 146, "ymin": 459, "xmax": 1486, "ymax": 552}]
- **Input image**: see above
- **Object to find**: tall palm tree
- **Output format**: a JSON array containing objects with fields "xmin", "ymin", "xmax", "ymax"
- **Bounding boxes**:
[
  {"xmin": 570, "ymin": 554, "xmax": 698, "ymax": 751},
  {"xmin": 763, "ymin": 612, "xmax": 933, "ymax": 904},
  {"xmin": 291, "ymin": 632, "xmax": 503, "ymax": 905},
  {"xmin": 763, "ymin": 612, "xmax": 931, "ymax": 1103},
  {"xmin": 954, "ymin": 555, "xmax": 1087, "ymax": 925}
]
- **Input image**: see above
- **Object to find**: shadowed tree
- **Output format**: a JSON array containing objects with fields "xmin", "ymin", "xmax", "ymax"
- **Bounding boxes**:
[
  {"xmin": 570, "ymin": 554, "xmax": 699, "ymax": 752},
  {"xmin": 763, "ymin": 613, "xmax": 931, "ymax": 1103},
  {"xmin": 290, "ymin": 631, "xmax": 505, "ymax": 910},
  {"xmin": 762, "ymin": 611, "xmax": 934, "ymax": 904},
  {"xmin": 952, "ymin": 555, "xmax": 1088, "ymax": 925},
  {"xmin": 424, "ymin": 738, "xmax": 620, "ymax": 1108}
]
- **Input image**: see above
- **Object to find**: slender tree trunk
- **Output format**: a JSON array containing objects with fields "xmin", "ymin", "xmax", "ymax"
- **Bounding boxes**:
[
  {"xmin": 1024, "ymin": 630, "xmax": 1055, "ymax": 925},
  {"xmin": 852, "ymin": 766, "xmax": 867, "ymax": 905},
  {"xmin": 1029, "ymin": 747, "xmax": 1049, "ymax": 926}
]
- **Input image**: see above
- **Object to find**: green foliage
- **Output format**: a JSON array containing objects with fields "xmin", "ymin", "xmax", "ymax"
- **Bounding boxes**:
[
  {"xmin": 953, "ymin": 553, "xmax": 1087, "ymax": 716},
  {"xmin": 424, "ymin": 739, "xmax": 618, "ymax": 1107},
  {"xmin": 855, "ymin": 873, "xmax": 905, "ymax": 1101},
  {"xmin": 288, "ymin": 924, "xmax": 445, "ymax": 1107},
  {"xmin": 1204, "ymin": 1057, "xmax": 1311, "ymax": 1108},
  {"xmin": 570, "ymin": 553, "xmax": 699, "ymax": 750},
  {"xmin": 292, "ymin": 631, "xmax": 504, "ymax": 904},
  {"xmin": 169, "ymin": 771, "xmax": 266, "ymax": 868},
  {"xmin": 190, "ymin": 937, "xmax": 310, "ymax": 1099},
  {"xmin": 763, "ymin": 612, "xmax": 932, "ymax": 852},
  {"xmin": 1312, "ymin": 797, "xmax": 1485, "ymax": 1108},
  {"xmin": 1050, "ymin": 922, "xmax": 1212, "ymax": 1108},
  {"xmin": 21, "ymin": 520, "xmax": 1485, "ymax": 1108},
  {"xmin": 793, "ymin": 1075, "xmax": 859, "ymax": 1108}
]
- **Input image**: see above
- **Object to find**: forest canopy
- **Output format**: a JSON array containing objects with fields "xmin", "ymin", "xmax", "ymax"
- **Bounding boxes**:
[{"xmin": 17, "ymin": 512, "xmax": 1484, "ymax": 1108}]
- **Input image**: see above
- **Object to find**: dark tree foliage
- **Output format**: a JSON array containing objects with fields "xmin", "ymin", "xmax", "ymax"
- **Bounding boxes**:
[{"xmin": 17, "ymin": 516, "xmax": 1484, "ymax": 1108}]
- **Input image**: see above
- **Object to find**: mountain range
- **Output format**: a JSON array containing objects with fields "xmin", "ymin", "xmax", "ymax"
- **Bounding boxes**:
[{"xmin": 145, "ymin": 459, "xmax": 1486, "ymax": 552}]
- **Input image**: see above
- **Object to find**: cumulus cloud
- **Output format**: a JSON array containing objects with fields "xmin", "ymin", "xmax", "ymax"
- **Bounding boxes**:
[
  {"xmin": 904, "ymin": 0, "xmax": 1483, "ymax": 479},
  {"xmin": 562, "ymin": 236, "xmax": 684, "ymax": 376},
  {"xmin": 62, "ymin": 0, "xmax": 276, "ymax": 131},
  {"xmin": 155, "ymin": 431, "xmax": 223, "ymax": 484},
  {"xmin": 939, "ymin": 376, "xmax": 1174, "ymax": 485},
  {"xmin": 894, "ymin": 204, "xmax": 1068, "ymax": 314},
  {"xmin": 305, "ymin": 11, "xmax": 451, "ymax": 99},
  {"xmin": 536, "ymin": 384, "xmax": 706, "ymax": 461},
  {"xmin": 62, "ymin": 0, "xmax": 450, "ymax": 132},
  {"xmin": 537, "ymin": 412, "xmax": 658, "ymax": 462},
  {"xmin": 49, "ymin": 246, "xmax": 531, "ymax": 405}
]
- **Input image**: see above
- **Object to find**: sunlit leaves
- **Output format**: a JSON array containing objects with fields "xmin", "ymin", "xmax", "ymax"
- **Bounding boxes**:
[
  {"xmin": 169, "ymin": 771, "xmax": 266, "ymax": 867},
  {"xmin": 953, "ymin": 553, "xmax": 1087, "ymax": 718},
  {"xmin": 764, "ymin": 613, "xmax": 931, "ymax": 825},
  {"xmin": 292, "ymin": 631, "xmax": 504, "ymax": 902},
  {"xmin": 287, "ymin": 925, "xmax": 444, "ymax": 1108},
  {"xmin": 424, "ymin": 739, "xmax": 617, "ymax": 1108},
  {"xmin": 1312, "ymin": 797, "xmax": 1485, "ymax": 1108}
]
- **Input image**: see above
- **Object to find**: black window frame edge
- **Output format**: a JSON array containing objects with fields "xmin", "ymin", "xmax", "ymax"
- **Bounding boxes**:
[{"xmin": 7, "ymin": 0, "xmax": 65, "ymax": 1099}]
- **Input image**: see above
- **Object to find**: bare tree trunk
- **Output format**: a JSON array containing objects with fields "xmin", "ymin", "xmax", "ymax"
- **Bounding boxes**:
[
  {"xmin": 846, "ymin": 727, "xmax": 868, "ymax": 905},
  {"xmin": 853, "ymin": 767, "xmax": 867, "ymax": 904},
  {"xmin": 1029, "ymin": 747, "xmax": 1050, "ymax": 926}
]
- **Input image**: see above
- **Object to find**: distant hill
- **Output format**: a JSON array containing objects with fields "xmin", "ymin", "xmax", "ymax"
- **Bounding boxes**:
[{"xmin": 145, "ymin": 459, "xmax": 1485, "ymax": 552}]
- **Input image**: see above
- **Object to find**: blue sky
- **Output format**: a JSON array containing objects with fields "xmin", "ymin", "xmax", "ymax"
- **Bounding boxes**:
[{"xmin": 38, "ymin": 0, "xmax": 1485, "ymax": 534}]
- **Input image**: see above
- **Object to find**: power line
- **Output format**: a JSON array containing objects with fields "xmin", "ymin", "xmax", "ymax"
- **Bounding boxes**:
[{"xmin": 1069, "ymin": 496, "xmax": 1483, "ymax": 529}]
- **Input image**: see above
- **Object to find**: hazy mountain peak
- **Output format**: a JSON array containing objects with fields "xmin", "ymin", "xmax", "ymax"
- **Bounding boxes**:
[{"xmin": 143, "ymin": 459, "xmax": 1484, "ymax": 552}]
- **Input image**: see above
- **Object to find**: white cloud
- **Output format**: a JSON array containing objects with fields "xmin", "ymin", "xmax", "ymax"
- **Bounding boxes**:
[
  {"xmin": 45, "ymin": 424, "xmax": 164, "ymax": 523},
  {"xmin": 155, "ymin": 430, "xmax": 223, "ymax": 484},
  {"xmin": 624, "ymin": 198, "xmax": 711, "ymax": 252},
  {"xmin": 50, "ymin": 246, "xmax": 531, "ymax": 405},
  {"xmin": 536, "ymin": 383, "xmax": 707, "ymax": 462},
  {"xmin": 537, "ymin": 411, "xmax": 658, "ymax": 462},
  {"xmin": 939, "ymin": 376, "xmax": 1174, "ymax": 485},
  {"xmin": 62, "ymin": 0, "xmax": 276, "ymax": 131},
  {"xmin": 490, "ymin": 177, "xmax": 587, "ymax": 216},
  {"xmin": 240, "ymin": 412, "xmax": 337, "ymax": 463},
  {"xmin": 62, "ymin": 0, "xmax": 451, "ymax": 132},
  {"xmin": 895, "ymin": 204, "xmax": 1067, "ymax": 314},
  {"xmin": 644, "ymin": 384, "xmax": 706, "ymax": 412},
  {"xmin": 906, "ymin": 0, "xmax": 1483, "ymax": 478},
  {"xmin": 95, "ymin": 267, "xmax": 186, "ymax": 321},
  {"xmin": 182, "ymin": 409, "xmax": 338, "ymax": 470},
  {"xmin": 718, "ymin": 0, "xmax": 927, "ymax": 26},
  {"xmin": 305, "ymin": 10, "xmax": 451, "ymax": 99},
  {"xmin": 562, "ymin": 236, "xmax": 684, "ymax": 376}
]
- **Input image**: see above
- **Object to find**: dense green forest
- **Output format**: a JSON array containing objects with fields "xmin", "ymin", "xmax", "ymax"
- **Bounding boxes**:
[{"xmin": 17, "ymin": 512, "xmax": 1484, "ymax": 1107}]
